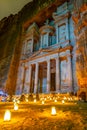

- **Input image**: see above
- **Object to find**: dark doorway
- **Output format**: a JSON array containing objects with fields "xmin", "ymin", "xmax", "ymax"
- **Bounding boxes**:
[
  {"xmin": 30, "ymin": 65, "xmax": 35, "ymax": 93},
  {"xmin": 80, "ymin": 92, "xmax": 86, "ymax": 101},
  {"xmin": 50, "ymin": 73, "xmax": 56, "ymax": 91}
]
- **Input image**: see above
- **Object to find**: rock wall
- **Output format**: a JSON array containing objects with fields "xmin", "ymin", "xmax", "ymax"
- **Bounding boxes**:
[
  {"xmin": 0, "ymin": 15, "xmax": 20, "ymax": 91},
  {"xmin": 72, "ymin": 0, "xmax": 87, "ymax": 100}
]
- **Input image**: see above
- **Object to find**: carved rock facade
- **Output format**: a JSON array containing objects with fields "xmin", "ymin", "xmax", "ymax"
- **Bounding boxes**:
[
  {"xmin": 16, "ymin": 2, "xmax": 78, "ymax": 95},
  {"xmin": 1, "ymin": 0, "xmax": 87, "ymax": 99}
]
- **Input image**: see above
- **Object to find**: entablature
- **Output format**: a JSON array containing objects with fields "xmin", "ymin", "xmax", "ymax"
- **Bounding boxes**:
[{"xmin": 20, "ymin": 45, "xmax": 73, "ymax": 63}]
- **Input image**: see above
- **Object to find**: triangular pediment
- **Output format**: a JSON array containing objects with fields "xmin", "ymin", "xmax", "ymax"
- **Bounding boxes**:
[
  {"xmin": 26, "ymin": 22, "xmax": 39, "ymax": 34},
  {"xmin": 29, "ymin": 48, "xmax": 54, "ymax": 59}
]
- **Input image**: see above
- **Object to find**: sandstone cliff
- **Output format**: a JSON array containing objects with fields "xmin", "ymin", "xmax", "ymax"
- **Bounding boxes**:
[
  {"xmin": 0, "ymin": 0, "xmax": 66, "ymax": 95},
  {"xmin": 72, "ymin": 0, "xmax": 87, "ymax": 99}
]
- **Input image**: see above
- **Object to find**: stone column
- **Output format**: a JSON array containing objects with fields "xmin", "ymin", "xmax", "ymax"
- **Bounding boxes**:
[
  {"xmin": 21, "ymin": 66, "xmax": 26, "ymax": 93},
  {"xmin": 47, "ymin": 60, "xmax": 50, "ymax": 93},
  {"xmin": 21, "ymin": 66, "xmax": 25, "ymax": 81},
  {"xmin": 66, "ymin": 18, "xmax": 69, "ymax": 40},
  {"xmin": 34, "ymin": 62, "xmax": 39, "ymax": 93},
  {"xmin": 40, "ymin": 35, "xmax": 43, "ymax": 48},
  {"xmin": 67, "ymin": 55, "xmax": 73, "ymax": 92},
  {"xmin": 28, "ymin": 65, "xmax": 32, "ymax": 93},
  {"xmin": 23, "ymin": 68, "xmax": 28, "ymax": 93},
  {"xmin": 55, "ymin": 57, "xmax": 60, "ymax": 92},
  {"xmin": 56, "ymin": 25, "xmax": 59, "ymax": 44},
  {"xmin": 47, "ymin": 32, "xmax": 49, "ymax": 46}
]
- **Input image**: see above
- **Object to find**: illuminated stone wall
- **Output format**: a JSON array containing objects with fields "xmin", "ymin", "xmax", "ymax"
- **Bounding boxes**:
[
  {"xmin": 1, "ymin": 0, "xmax": 85, "ymax": 96},
  {"xmin": 16, "ymin": 1, "xmax": 78, "ymax": 95},
  {"xmin": 72, "ymin": 0, "xmax": 87, "ymax": 100}
]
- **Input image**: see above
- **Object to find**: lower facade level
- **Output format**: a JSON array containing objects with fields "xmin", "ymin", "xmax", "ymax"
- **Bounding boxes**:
[{"xmin": 16, "ymin": 46, "xmax": 77, "ymax": 95}]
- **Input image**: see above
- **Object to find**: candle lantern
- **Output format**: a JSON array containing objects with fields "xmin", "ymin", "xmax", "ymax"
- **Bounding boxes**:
[
  {"xmin": 4, "ymin": 110, "xmax": 11, "ymax": 121},
  {"xmin": 34, "ymin": 99, "xmax": 36, "ymax": 103},
  {"xmin": 51, "ymin": 107, "xmax": 57, "ymax": 116},
  {"xmin": 42, "ymin": 100, "xmax": 45, "ymax": 104},
  {"xmin": 62, "ymin": 100, "xmax": 65, "ymax": 104},
  {"xmin": 14, "ymin": 103, "xmax": 18, "ymax": 110}
]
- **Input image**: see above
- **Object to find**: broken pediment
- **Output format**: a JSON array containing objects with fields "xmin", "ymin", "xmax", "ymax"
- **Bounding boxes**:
[
  {"xmin": 29, "ymin": 48, "xmax": 54, "ymax": 59},
  {"xmin": 25, "ymin": 22, "xmax": 40, "ymax": 39},
  {"xmin": 26, "ymin": 22, "xmax": 39, "ymax": 33}
]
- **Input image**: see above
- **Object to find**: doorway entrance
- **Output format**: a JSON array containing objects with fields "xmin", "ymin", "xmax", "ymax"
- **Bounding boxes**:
[{"xmin": 50, "ymin": 73, "xmax": 56, "ymax": 91}]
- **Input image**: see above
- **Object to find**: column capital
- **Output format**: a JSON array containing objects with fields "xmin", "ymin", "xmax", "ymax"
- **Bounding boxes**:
[
  {"xmin": 55, "ymin": 56, "xmax": 59, "ymax": 60},
  {"xmin": 66, "ymin": 54, "xmax": 72, "ymax": 61},
  {"xmin": 35, "ymin": 62, "xmax": 39, "ymax": 65},
  {"xmin": 46, "ymin": 59, "xmax": 50, "ymax": 63}
]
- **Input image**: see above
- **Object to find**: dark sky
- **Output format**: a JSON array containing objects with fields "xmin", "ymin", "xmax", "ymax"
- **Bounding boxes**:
[{"xmin": 0, "ymin": 0, "xmax": 32, "ymax": 20}]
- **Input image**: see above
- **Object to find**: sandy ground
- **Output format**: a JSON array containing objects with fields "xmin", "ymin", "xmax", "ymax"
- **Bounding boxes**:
[{"xmin": 0, "ymin": 101, "xmax": 87, "ymax": 130}]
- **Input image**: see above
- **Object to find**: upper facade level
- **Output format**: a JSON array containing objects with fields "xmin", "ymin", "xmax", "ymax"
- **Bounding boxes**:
[{"xmin": 21, "ymin": 2, "xmax": 74, "ymax": 60}]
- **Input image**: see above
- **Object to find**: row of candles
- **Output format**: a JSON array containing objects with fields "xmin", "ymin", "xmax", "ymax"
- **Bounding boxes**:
[
  {"xmin": 4, "ymin": 95, "xmax": 78, "ymax": 121},
  {"xmin": 13, "ymin": 95, "xmax": 78, "ymax": 104},
  {"xmin": 33, "ymin": 99, "xmax": 65, "ymax": 104},
  {"xmin": 4, "ymin": 104, "xmax": 57, "ymax": 121},
  {"xmin": 13, "ymin": 98, "xmax": 66, "ymax": 104}
]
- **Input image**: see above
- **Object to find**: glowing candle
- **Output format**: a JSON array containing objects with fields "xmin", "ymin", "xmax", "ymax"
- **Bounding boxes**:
[
  {"xmin": 68, "ymin": 98, "xmax": 70, "ymax": 101},
  {"xmin": 26, "ymin": 99, "xmax": 28, "ymax": 102},
  {"xmin": 63, "ymin": 97, "xmax": 67, "ymax": 100},
  {"xmin": 4, "ymin": 110, "xmax": 11, "ymax": 121},
  {"xmin": 42, "ymin": 100, "xmax": 45, "ymax": 104},
  {"xmin": 13, "ymin": 99, "xmax": 16, "ymax": 103},
  {"xmin": 62, "ymin": 100, "xmax": 65, "ymax": 104},
  {"xmin": 14, "ymin": 103, "xmax": 18, "ymax": 110},
  {"xmin": 45, "ymin": 98, "xmax": 46, "ymax": 101},
  {"xmin": 54, "ymin": 99, "xmax": 57, "ymax": 102},
  {"xmin": 34, "ymin": 99, "xmax": 36, "ymax": 103},
  {"xmin": 51, "ymin": 107, "xmax": 56, "ymax": 116},
  {"xmin": 50, "ymin": 98, "xmax": 52, "ymax": 100}
]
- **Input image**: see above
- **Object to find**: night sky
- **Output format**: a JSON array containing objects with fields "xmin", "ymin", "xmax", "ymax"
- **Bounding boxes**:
[{"xmin": 0, "ymin": 0, "xmax": 32, "ymax": 20}]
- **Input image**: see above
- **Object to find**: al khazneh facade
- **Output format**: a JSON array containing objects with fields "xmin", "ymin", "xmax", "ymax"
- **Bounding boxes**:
[{"xmin": 16, "ymin": 2, "xmax": 78, "ymax": 95}]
